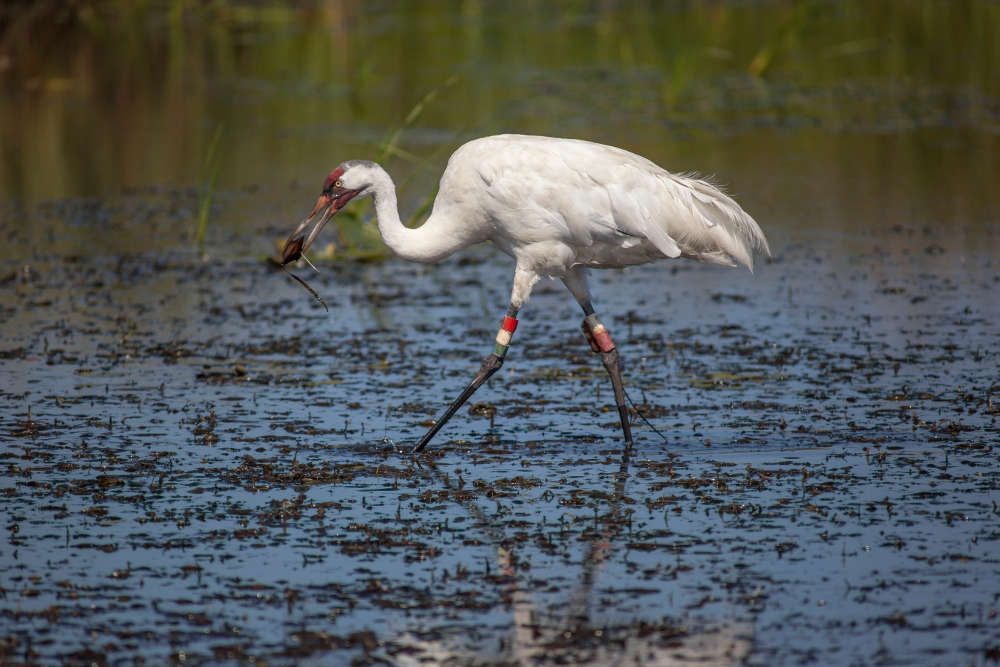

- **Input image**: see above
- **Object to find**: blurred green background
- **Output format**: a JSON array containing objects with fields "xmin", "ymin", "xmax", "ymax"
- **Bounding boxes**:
[{"xmin": 1, "ymin": 0, "xmax": 997, "ymax": 256}]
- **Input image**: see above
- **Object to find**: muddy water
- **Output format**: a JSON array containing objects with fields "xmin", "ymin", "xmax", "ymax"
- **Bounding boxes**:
[{"xmin": 3, "ymin": 212, "xmax": 999, "ymax": 664}]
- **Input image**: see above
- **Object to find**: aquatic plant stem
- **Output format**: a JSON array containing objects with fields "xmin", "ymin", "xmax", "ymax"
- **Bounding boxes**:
[{"xmin": 196, "ymin": 124, "xmax": 224, "ymax": 249}]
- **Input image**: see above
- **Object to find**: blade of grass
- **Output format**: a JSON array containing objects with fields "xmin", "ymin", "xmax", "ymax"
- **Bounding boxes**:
[
  {"xmin": 322, "ymin": 74, "xmax": 461, "ymax": 260},
  {"xmin": 406, "ymin": 184, "xmax": 439, "ymax": 228},
  {"xmin": 196, "ymin": 124, "xmax": 224, "ymax": 249},
  {"xmin": 747, "ymin": 2, "xmax": 822, "ymax": 77},
  {"xmin": 377, "ymin": 74, "xmax": 460, "ymax": 165},
  {"xmin": 350, "ymin": 75, "xmax": 460, "ymax": 234}
]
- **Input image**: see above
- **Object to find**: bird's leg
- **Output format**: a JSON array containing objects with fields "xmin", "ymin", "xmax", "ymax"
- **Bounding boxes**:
[
  {"xmin": 581, "ymin": 313, "xmax": 633, "ymax": 446},
  {"xmin": 411, "ymin": 305, "xmax": 520, "ymax": 453}
]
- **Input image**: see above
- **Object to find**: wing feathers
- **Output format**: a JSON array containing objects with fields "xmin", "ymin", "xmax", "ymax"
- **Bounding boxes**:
[
  {"xmin": 605, "ymin": 183, "xmax": 682, "ymax": 258},
  {"xmin": 604, "ymin": 163, "xmax": 768, "ymax": 271},
  {"xmin": 657, "ymin": 172, "xmax": 770, "ymax": 270},
  {"xmin": 449, "ymin": 135, "xmax": 769, "ymax": 271}
]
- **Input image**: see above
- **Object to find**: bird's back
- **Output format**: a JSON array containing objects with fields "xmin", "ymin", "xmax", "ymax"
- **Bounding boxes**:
[{"xmin": 436, "ymin": 134, "xmax": 769, "ymax": 272}]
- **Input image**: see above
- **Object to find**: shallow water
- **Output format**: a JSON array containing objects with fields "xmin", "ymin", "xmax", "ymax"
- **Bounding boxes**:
[
  {"xmin": 3, "ymin": 2, "xmax": 1000, "ymax": 665},
  {"xmin": 3, "ymin": 225, "xmax": 999, "ymax": 664}
]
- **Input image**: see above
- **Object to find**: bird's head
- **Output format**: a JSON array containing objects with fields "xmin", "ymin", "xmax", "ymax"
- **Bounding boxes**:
[{"xmin": 281, "ymin": 160, "xmax": 379, "ymax": 265}]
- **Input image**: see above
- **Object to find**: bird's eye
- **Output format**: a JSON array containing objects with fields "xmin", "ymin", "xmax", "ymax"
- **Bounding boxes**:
[{"xmin": 334, "ymin": 180, "xmax": 343, "ymax": 189}]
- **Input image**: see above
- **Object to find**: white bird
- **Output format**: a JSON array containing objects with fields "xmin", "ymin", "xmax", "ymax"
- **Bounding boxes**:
[{"xmin": 281, "ymin": 134, "xmax": 770, "ymax": 452}]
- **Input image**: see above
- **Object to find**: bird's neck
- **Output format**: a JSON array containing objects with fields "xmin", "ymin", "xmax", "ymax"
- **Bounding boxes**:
[{"xmin": 370, "ymin": 165, "xmax": 477, "ymax": 263}]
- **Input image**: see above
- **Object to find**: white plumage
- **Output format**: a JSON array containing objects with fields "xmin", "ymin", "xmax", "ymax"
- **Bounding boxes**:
[
  {"xmin": 282, "ymin": 134, "xmax": 770, "ymax": 451},
  {"xmin": 314, "ymin": 134, "xmax": 768, "ymax": 304},
  {"xmin": 447, "ymin": 134, "xmax": 768, "ymax": 272}
]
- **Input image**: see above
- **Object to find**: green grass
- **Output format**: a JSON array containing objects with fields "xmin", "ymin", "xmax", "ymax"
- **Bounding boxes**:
[
  {"xmin": 316, "ymin": 75, "xmax": 459, "ymax": 262},
  {"xmin": 195, "ymin": 124, "xmax": 224, "ymax": 250}
]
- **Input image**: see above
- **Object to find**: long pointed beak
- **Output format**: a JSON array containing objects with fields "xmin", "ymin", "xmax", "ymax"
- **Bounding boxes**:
[
  {"xmin": 281, "ymin": 189, "xmax": 362, "ymax": 265},
  {"xmin": 281, "ymin": 194, "xmax": 333, "ymax": 265}
]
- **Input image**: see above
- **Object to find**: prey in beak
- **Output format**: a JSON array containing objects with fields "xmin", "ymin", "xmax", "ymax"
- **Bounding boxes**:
[
  {"xmin": 278, "ymin": 167, "xmax": 362, "ymax": 310},
  {"xmin": 281, "ymin": 169, "xmax": 361, "ymax": 266}
]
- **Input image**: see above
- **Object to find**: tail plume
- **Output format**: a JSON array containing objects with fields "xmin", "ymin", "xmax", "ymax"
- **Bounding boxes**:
[{"xmin": 663, "ymin": 173, "xmax": 770, "ymax": 271}]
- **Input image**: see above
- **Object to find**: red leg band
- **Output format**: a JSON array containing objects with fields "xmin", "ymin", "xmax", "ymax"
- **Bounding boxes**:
[
  {"xmin": 582, "ymin": 314, "xmax": 615, "ymax": 353},
  {"xmin": 593, "ymin": 330, "xmax": 615, "ymax": 353},
  {"xmin": 495, "ymin": 315, "xmax": 517, "ymax": 357}
]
